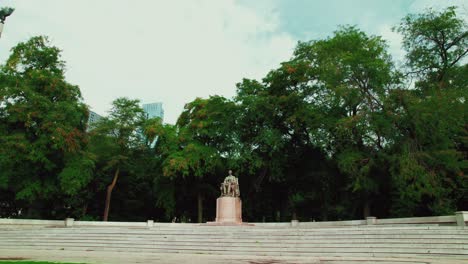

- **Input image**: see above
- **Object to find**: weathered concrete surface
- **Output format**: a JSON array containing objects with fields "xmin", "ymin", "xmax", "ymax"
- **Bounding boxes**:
[
  {"xmin": 1, "ymin": 224, "xmax": 467, "ymax": 263},
  {"xmin": 1, "ymin": 211, "xmax": 466, "ymax": 228},
  {"xmin": 1, "ymin": 226, "xmax": 467, "ymax": 258},
  {"xmin": 1, "ymin": 249, "xmax": 467, "ymax": 264}
]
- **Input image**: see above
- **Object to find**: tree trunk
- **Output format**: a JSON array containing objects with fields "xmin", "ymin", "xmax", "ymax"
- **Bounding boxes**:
[
  {"xmin": 363, "ymin": 200, "xmax": 371, "ymax": 218},
  {"xmin": 82, "ymin": 203, "xmax": 88, "ymax": 217},
  {"xmin": 197, "ymin": 192, "xmax": 203, "ymax": 223},
  {"xmin": 27, "ymin": 201, "xmax": 40, "ymax": 219},
  {"xmin": 103, "ymin": 167, "xmax": 120, "ymax": 221},
  {"xmin": 292, "ymin": 210, "xmax": 298, "ymax": 221},
  {"xmin": 253, "ymin": 166, "xmax": 268, "ymax": 192},
  {"xmin": 321, "ymin": 204, "xmax": 329, "ymax": 221}
]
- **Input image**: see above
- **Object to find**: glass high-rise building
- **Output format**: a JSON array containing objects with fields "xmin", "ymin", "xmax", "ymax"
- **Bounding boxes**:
[
  {"xmin": 142, "ymin": 102, "xmax": 164, "ymax": 121},
  {"xmin": 88, "ymin": 111, "xmax": 103, "ymax": 124},
  {"xmin": 87, "ymin": 110, "xmax": 103, "ymax": 131},
  {"xmin": 142, "ymin": 102, "xmax": 164, "ymax": 148}
]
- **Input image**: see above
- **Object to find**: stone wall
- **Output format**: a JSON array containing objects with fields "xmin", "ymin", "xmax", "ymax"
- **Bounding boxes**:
[{"xmin": 0, "ymin": 211, "xmax": 466, "ymax": 228}]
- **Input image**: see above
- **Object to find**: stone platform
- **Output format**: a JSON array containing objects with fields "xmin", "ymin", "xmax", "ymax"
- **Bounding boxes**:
[{"xmin": 207, "ymin": 196, "xmax": 245, "ymax": 225}]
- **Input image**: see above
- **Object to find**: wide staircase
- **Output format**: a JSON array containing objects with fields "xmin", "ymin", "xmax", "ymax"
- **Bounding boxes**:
[{"xmin": 0, "ymin": 224, "xmax": 467, "ymax": 261}]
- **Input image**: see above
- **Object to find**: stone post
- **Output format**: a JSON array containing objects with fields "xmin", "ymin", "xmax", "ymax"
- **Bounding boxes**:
[
  {"xmin": 65, "ymin": 218, "xmax": 74, "ymax": 228},
  {"xmin": 455, "ymin": 211, "xmax": 467, "ymax": 227},
  {"xmin": 291, "ymin": 220, "xmax": 299, "ymax": 227},
  {"xmin": 366, "ymin": 216, "xmax": 377, "ymax": 225},
  {"xmin": 147, "ymin": 220, "xmax": 154, "ymax": 228}
]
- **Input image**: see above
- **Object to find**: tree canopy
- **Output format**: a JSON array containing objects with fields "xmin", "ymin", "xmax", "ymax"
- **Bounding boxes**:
[
  {"xmin": 0, "ymin": 36, "xmax": 92, "ymax": 218},
  {"xmin": 1, "ymin": 7, "xmax": 466, "ymax": 221}
]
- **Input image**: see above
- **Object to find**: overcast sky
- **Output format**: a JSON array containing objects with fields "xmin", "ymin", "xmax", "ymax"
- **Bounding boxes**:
[{"xmin": 0, "ymin": 0, "xmax": 466, "ymax": 124}]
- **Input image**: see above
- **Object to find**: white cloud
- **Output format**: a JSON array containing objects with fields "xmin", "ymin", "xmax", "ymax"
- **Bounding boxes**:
[
  {"xmin": 378, "ymin": 25, "xmax": 405, "ymax": 65},
  {"xmin": 0, "ymin": 0, "xmax": 295, "ymax": 123},
  {"xmin": 377, "ymin": 0, "xmax": 468, "ymax": 68},
  {"xmin": 409, "ymin": 0, "xmax": 468, "ymax": 19}
]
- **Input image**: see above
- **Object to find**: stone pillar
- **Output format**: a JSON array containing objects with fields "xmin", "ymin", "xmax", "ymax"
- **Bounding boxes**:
[
  {"xmin": 455, "ymin": 211, "xmax": 467, "ymax": 227},
  {"xmin": 65, "ymin": 218, "xmax": 74, "ymax": 228},
  {"xmin": 291, "ymin": 220, "xmax": 299, "ymax": 227},
  {"xmin": 147, "ymin": 220, "xmax": 154, "ymax": 228},
  {"xmin": 366, "ymin": 216, "xmax": 377, "ymax": 225},
  {"xmin": 215, "ymin": 197, "xmax": 242, "ymax": 224}
]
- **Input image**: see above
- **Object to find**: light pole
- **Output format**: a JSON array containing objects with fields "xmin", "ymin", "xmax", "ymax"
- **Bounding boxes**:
[{"xmin": 0, "ymin": 7, "xmax": 14, "ymax": 38}]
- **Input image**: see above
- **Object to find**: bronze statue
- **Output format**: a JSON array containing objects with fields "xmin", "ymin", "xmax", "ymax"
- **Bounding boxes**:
[{"xmin": 220, "ymin": 170, "xmax": 240, "ymax": 197}]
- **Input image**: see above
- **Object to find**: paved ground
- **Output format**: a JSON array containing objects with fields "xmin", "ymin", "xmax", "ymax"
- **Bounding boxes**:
[{"xmin": 1, "ymin": 249, "xmax": 468, "ymax": 264}]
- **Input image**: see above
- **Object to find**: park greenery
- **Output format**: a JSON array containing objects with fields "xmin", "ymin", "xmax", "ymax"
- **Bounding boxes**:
[
  {"xmin": 0, "ymin": 7, "xmax": 466, "ymax": 222},
  {"xmin": 0, "ymin": 260, "xmax": 84, "ymax": 264}
]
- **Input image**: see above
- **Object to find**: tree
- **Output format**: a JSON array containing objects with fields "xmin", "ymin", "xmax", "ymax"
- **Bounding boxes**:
[
  {"xmin": 387, "ymin": 7, "xmax": 468, "ymax": 216},
  {"xmin": 89, "ymin": 98, "xmax": 147, "ymax": 221},
  {"xmin": 384, "ymin": 87, "xmax": 467, "ymax": 216},
  {"xmin": 154, "ymin": 96, "xmax": 236, "ymax": 223},
  {"xmin": 146, "ymin": 121, "xmax": 179, "ymax": 220},
  {"xmin": 292, "ymin": 26, "xmax": 398, "ymax": 218},
  {"xmin": 1, "ymin": 7, "xmax": 466, "ymax": 222},
  {"xmin": 395, "ymin": 6, "xmax": 468, "ymax": 88},
  {"xmin": 0, "ymin": 36, "xmax": 92, "ymax": 218}
]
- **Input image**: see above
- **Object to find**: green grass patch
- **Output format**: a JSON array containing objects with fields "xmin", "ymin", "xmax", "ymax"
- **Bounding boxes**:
[{"xmin": 0, "ymin": 261, "xmax": 86, "ymax": 264}]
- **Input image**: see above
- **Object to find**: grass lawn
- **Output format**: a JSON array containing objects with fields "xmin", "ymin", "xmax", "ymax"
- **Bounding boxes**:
[{"xmin": 0, "ymin": 261, "xmax": 86, "ymax": 264}]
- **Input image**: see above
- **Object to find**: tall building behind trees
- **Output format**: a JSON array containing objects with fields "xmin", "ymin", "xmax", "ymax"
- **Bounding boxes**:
[
  {"xmin": 143, "ymin": 102, "xmax": 164, "ymax": 121},
  {"xmin": 87, "ymin": 111, "xmax": 103, "ymax": 131},
  {"xmin": 142, "ymin": 102, "xmax": 164, "ymax": 148}
]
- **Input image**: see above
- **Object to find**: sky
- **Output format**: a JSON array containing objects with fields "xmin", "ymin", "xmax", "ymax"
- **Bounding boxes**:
[{"xmin": 0, "ymin": 0, "xmax": 466, "ymax": 124}]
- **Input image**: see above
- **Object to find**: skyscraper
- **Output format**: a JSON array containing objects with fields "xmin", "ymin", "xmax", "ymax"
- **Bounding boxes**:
[
  {"xmin": 142, "ymin": 102, "xmax": 164, "ymax": 148},
  {"xmin": 142, "ymin": 102, "xmax": 164, "ymax": 121},
  {"xmin": 88, "ymin": 111, "xmax": 103, "ymax": 124},
  {"xmin": 87, "ymin": 110, "xmax": 103, "ymax": 131}
]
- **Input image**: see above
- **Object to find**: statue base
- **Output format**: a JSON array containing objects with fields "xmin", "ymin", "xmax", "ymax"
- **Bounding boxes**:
[{"xmin": 207, "ymin": 196, "xmax": 243, "ymax": 225}]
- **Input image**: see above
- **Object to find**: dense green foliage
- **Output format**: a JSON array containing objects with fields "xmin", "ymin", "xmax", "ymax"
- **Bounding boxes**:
[
  {"xmin": 0, "ymin": 7, "xmax": 466, "ymax": 222},
  {"xmin": 0, "ymin": 37, "xmax": 92, "ymax": 218}
]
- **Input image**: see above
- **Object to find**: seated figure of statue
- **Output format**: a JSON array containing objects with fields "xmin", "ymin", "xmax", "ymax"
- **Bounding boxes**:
[{"xmin": 220, "ymin": 170, "xmax": 240, "ymax": 197}]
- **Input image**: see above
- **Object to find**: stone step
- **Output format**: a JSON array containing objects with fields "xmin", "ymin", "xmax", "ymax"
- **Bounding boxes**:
[
  {"xmin": 1, "ymin": 236, "xmax": 466, "ymax": 243},
  {"xmin": 2, "ymin": 236, "xmax": 466, "ymax": 244},
  {"xmin": 2, "ymin": 232, "xmax": 466, "ymax": 241},
  {"xmin": 2, "ymin": 233, "xmax": 467, "ymax": 240},
  {"xmin": 78, "ymin": 225, "xmax": 458, "ymax": 230},
  {"xmin": 2, "ymin": 225, "xmax": 466, "ymax": 230},
  {"xmin": 0, "ymin": 244, "xmax": 466, "ymax": 257},
  {"xmin": 0, "ymin": 239, "xmax": 465, "ymax": 250},
  {"xmin": 2, "ymin": 225, "xmax": 466, "ymax": 260},
  {"xmin": 2, "ymin": 225, "xmax": 465, "ymax": 232},
  {"xmin": 0, "ymin": 225, "xmax": 463, "ymax": 232},
  {"xmin": 2, "ymin": 228, "xmax": 466, "ymax": 235}
]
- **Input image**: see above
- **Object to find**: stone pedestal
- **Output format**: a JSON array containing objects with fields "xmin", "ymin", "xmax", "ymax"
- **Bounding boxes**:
[{"xmin": 214, "ymin": 197, "xmax": 242, "ymax": 224}]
